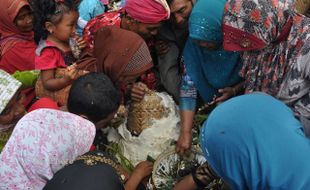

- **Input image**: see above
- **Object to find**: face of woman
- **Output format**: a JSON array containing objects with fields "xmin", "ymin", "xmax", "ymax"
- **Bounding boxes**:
[
  {"xmin": 0, "ymin": 90, "xmax": 26, "ymax": 125},
  {"xmin": 14, "ymin": 6, "xmax": 33, "ymax": 33}
]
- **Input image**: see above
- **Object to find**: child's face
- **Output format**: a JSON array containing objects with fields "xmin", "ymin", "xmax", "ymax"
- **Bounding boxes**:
[
  {"xmin": 0, "ymin": 90, "xmax": 26, "ymax": 125},
  {"xmin": 53, "ymin": 10, "xmax": 79, "ymax": 43},
  {"xmin": 14, "ymin": 6, "xmax": 33, "ymax": 33}
]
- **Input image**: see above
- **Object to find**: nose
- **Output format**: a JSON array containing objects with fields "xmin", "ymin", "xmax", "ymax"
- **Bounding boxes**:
[
  {"xmin": 175, "ymin": 14, "xmax": 184, "ymax": 25},
  {"xmin": 26, "ymin": 14, "xmax": 33, "ymax": 25}
]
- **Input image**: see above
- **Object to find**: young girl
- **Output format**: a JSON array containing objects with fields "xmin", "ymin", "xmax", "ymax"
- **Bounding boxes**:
[{"xmin": 32, "ymin": 0, "xmax": 87, "ymax": 106}]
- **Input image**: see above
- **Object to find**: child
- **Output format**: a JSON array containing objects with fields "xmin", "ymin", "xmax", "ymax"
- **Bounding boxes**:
[{"xmin": 32, "ymin": 0, "xmax": 87, "ymax": 106}]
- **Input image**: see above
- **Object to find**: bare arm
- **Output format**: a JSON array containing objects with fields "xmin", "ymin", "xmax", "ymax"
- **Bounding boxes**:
[
  {"xmin": 40, "ymin": 69, "xmax": 72, "ymax": 91},
  {"xmin": 124, "ymin": 161, "xmax": 153, "ymax": 190},
  {"xmin": 176, "ymin": 110, "xmax": 195, "ymax": 155}
]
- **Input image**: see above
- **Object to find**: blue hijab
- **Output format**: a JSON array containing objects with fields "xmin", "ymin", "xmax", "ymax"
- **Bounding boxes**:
[
  {"xmin": 201, "ymin": 93, "xmax": 310, "ymax": 189},
  {"xmin": 183, "ymin": 0, "xmax": 242, "ymax": 102}
]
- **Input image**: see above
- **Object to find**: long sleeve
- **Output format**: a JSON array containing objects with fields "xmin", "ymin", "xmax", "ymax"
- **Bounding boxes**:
[{"xmin": 179, "ymin": 63, "xmax": 197, "ymax": 111}]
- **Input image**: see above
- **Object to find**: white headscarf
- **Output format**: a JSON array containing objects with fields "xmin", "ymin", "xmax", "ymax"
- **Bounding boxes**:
[
  {"xmin": 0, "ymin": 69, "xmax": 21, "ymax": 114},
  {"xmin": 0, "ymin": 109, "xmax": 96, "ymax": 190}
]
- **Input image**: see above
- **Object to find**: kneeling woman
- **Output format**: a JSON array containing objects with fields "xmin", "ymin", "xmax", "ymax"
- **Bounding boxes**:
[
  {"xmin": 174, "ymin": 94, "xmax": 310, "ymax": 190},
  {"xmin": 78, "ymin": 26, "xmax": 154, "ymax": 103}
]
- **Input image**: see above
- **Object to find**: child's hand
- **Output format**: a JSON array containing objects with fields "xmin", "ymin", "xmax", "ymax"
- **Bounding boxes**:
[
  {"xmin": 64, "ymin": 64, "xmax": 78, "ymax": 80},
  {"xmin": 131, "ymin": 82, "xmax": 148, "ymax": 102},
  {"xmin": 131, "ymin": 161, "xmax": 153, "ymax": 181},
  {"xmin": 75, "ymin": 36, "xmax": 87, "ymax": 50}
]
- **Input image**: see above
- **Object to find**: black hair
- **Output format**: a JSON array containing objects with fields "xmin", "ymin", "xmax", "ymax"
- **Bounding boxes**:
[
  {"xmin": 67, "ymin": 72, "xmax": 121, "ymax": 123},
  {"xmin": 31, "ymin": 0, "xmax": 78, "ymax": 43},
  {"xmin": 166, "ymin": 0, "xmax": 174, "ymax": 5}
]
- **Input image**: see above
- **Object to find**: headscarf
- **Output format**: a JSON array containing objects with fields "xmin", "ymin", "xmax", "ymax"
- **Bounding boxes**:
[
  {"xmin": 201, "ymin": 93, "xmax": 310, "ymax": 189},
  {"xmin": 0, "ymin": 109, "xmax": 96, "ymax": 190},
  {"xmin": 0, "ymin": 0, "xmax": 33, "ymax": 57},
  {"xmin": 94, "ymin": 26, "xmax": 153, "ymax": 84},
  {"xmin": 44, "ymin": 151, "xmax": 125, "ymax": 190},
  {"xmin": 183, "ymin": 0, "xmax": 242, "ymax": 103},
  {"xmin": 124, "ymin": 0, "xmax": 170, "ymax": 24},
  {"xmin": 222, "ymin": 0, "xmax": 310, "ymax": 96},
  {"xmin": 0, "ymin": 69, "xmax": 21, "ymax": 114}
]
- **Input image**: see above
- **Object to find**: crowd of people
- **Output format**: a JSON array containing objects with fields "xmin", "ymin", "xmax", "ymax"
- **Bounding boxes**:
[{"xmin": 0, "ymin": 0, "xmax": 309, "ymax": 189}]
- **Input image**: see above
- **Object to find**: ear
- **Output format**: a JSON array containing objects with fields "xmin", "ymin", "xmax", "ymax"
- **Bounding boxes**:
[{"xmin": 45, "ymin": 21, "xmax": 55, "ymax": 34}]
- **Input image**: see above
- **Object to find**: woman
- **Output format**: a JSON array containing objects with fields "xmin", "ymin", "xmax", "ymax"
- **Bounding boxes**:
[
  {"xmin": 176, "ymin": 0, "xmax": 243, "ymax": 154},
  {"xmin": 174, "ymin": 93, "xmax": 310, "ymax": 190},
  {"xmin": 0, "ymin": 69, "xmax": 25, "ymax": 151},
  {"xmin": 0, "ymin": 0, "xmax": 37, "ymax": 106},
  {"xmin": 44, "ymin": 151, "xmax": 153, "ymax": 190},
  {"xmin": 222, "ymin": 0, "xmax": 310, "ymax": 134},
  {"xmin": 79, "ymin": 26, "xmax": 154, "ymax": 103},
  {"xmin": 0, "ymin": 109, "xmax": 96, "ymax": 189}
]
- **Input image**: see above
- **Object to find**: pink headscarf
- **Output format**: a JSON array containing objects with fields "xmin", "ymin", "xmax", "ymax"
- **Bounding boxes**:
[
  {"xmin": 0, "ymin": 109, "xmax": 96, "ymax": 190},
  {"xmin": 125, "ymin": 0, "xmax": 170, "ymax": 23}
]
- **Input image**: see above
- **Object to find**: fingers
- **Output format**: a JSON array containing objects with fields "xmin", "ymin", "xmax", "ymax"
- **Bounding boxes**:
[
  {"xmin": 155, "ymin": 40, "xmax": 170, "ymax": 55},
  {"xmin": 131, "ymin": 83, "xmax": 147, "ymax": 102}
]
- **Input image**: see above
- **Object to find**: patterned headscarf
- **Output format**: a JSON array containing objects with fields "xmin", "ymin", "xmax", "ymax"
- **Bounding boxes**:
[
  {"xmin": 0, "ymin": 109, "xmax": 96, "ymax": 190},
  {"xmin": 0, "ymin": 69, "xmax": 21, "ymax": 114},
  {"xmin": 222, "ymin": 0, "xmax": 310, "ymax": 96},
  {"xmin": 94, "ymin": 26, "xmax": 153, "ymax": 84},
  {"xmin": 124, "ymin": 0, "xmax": 170, "ymax": 23},
  {"xmin": 0, "ymin": 0, "xmax": 33, "ymax": 56}
]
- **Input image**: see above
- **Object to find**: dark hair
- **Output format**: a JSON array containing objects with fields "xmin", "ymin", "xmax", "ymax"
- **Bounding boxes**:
[
  {"xmin": 31, "ymin": 0, "xmax": 78, "ymax": 43},
  {"xmin": 166, "ymin": 0, "xmax": 174, "ymax": 5},
  {"xmin": 67, "ymin": 72, "xmax": 121, "ymax": 123}
]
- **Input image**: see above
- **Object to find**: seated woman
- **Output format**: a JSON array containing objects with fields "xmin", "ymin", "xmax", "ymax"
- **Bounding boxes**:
[
  {"xmin": 0, "ymin": 0, "xmax": 37, "ymax": 107},
  {"xmin": 0, "ymin": 70, "xmax": 26, "ymax": 151},
  {"xmin": 0, "ymin": 108, "xmax": 96, "ymax": 190},
  {"xmin": 174, "ymin": 93, "xmax": 310, "ymax": 190},
  {"xmin": 222, "ymin": 0, "xmax": 310, "ymax": 135},
  {"xmin": 0, "ymin": 72, "xmax": 122, "ymax": 189},
  {"xmin": 176, "ymin": 0, "xmax": 243, "ymax": 154},
  {"xmin": 79, "ymin": 26, "xmax": 154, "ymax": 103},
  {"xmin": 44, "ymin": 151, "xmax": 153, "ymax": 190}
]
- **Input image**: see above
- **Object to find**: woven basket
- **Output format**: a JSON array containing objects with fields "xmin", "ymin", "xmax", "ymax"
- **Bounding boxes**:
[
  {"xmin": 127, "ymin": 90, "xmax": 170, "ymax": 135},
  {"xmin": 295, "ymin": 0, "xmax": 310, "ymax": 15}
]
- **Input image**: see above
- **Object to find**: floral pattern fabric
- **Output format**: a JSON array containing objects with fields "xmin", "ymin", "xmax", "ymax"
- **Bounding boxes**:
[
  {"xmin": 222, "ymin": 0, "xmax": 310, "ymax": 119},
  {"xmin": 83, "ymin": 10, "xmax": 122, "ymax": 49},
  {"xmin": 0, "ymin": 109, "xmax": 96, "ymax": 190}
]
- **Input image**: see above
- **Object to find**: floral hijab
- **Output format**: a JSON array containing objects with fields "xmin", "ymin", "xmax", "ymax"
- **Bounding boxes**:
[
  {"xmin": 222, "ymin": 0, "xmax": 310, "ymax": 96},
  {"xmin": 0, "ymin": 109, "xmax": 96, "ymax": 190}
]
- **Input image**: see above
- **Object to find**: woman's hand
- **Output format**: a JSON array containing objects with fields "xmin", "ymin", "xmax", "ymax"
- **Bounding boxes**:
[
  {"xmin": 155, "ymin": 40, "xmax": 170, "ymax": 55},
  {"xmin": 131, "ymin": 82, "xmax": 148, "ymax": 102},
  {"xmin": 131, "ymin": 161, "xmax": 153, "ymax": 181},
  {"xmin": 176, "ymin": 130, "xmax": 192, "ymax": 155},
  {"xmin": 215, "ymin": 87, "xmax": 236, "ymax": 103}
]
